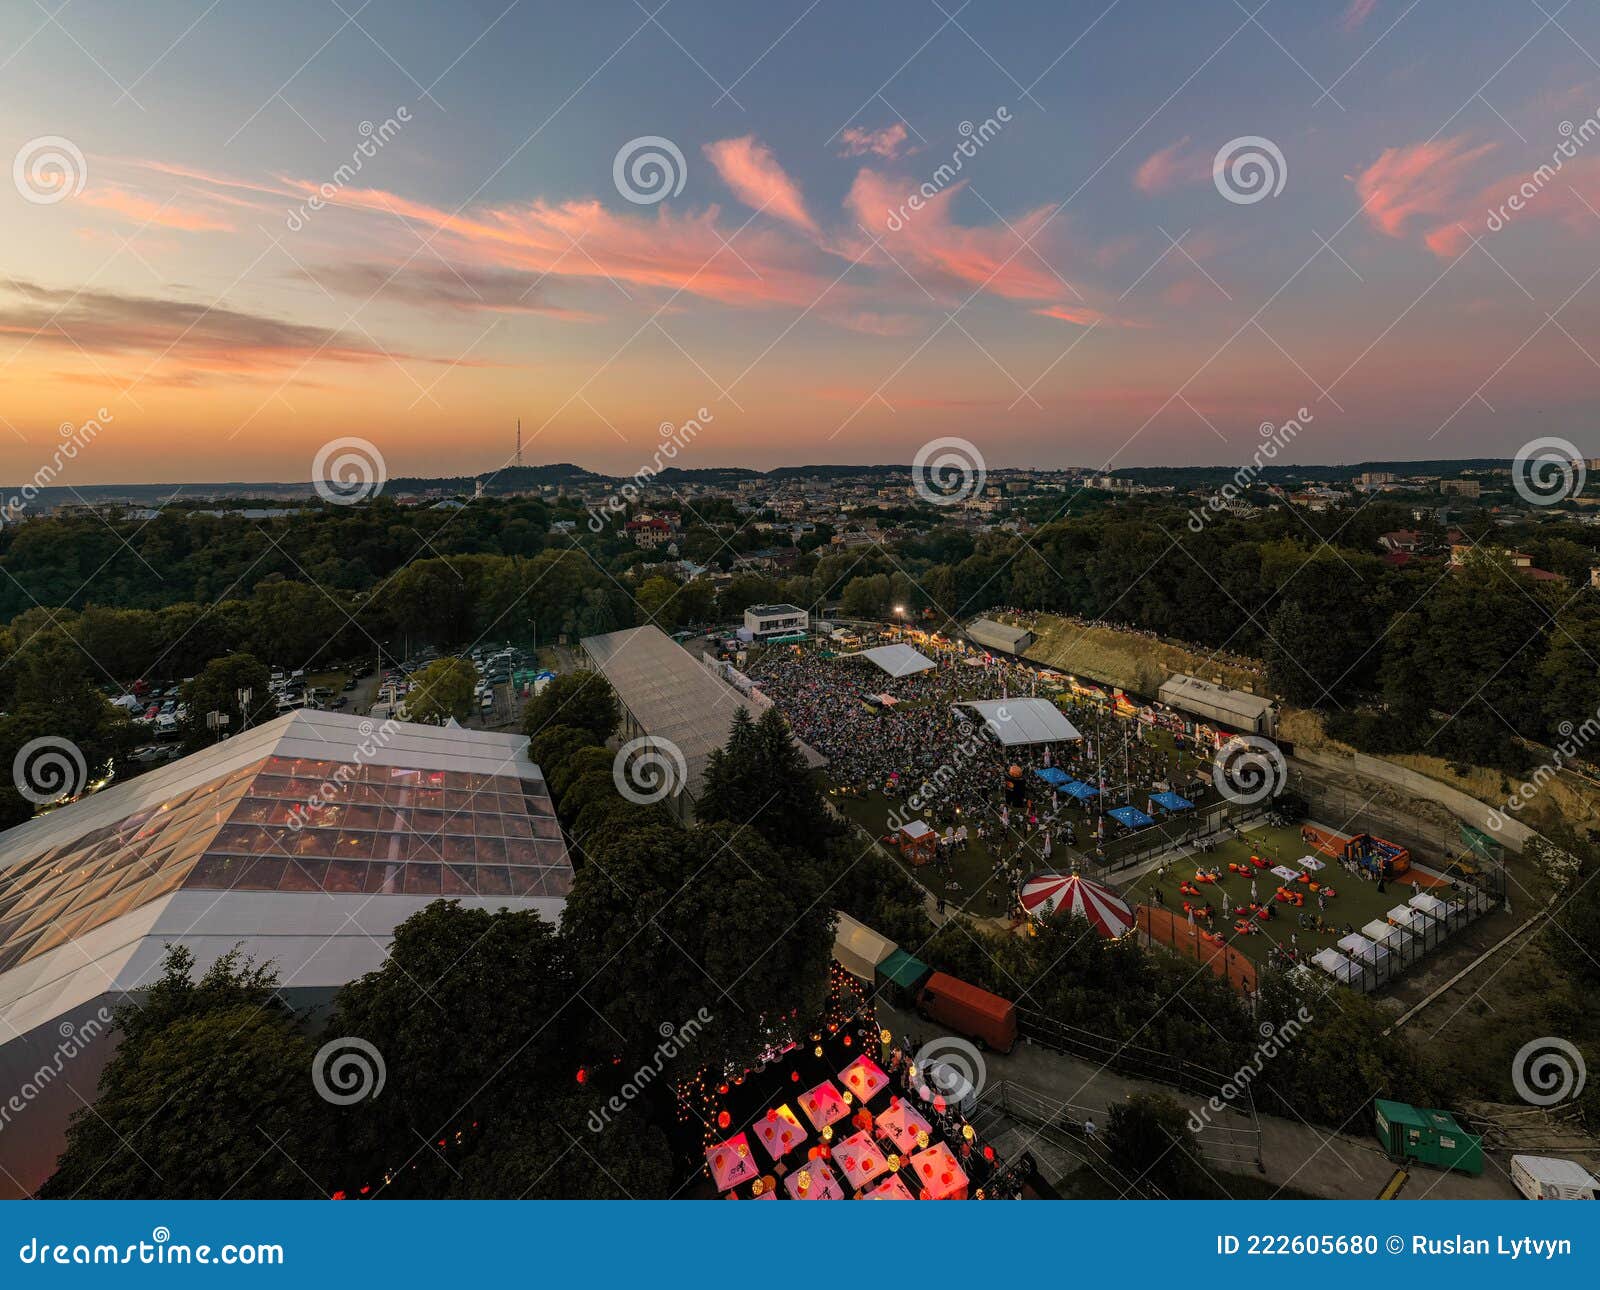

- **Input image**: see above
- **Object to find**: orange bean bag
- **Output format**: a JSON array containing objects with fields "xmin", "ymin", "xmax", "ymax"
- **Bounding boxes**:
[{"xmin": 1250, "ymin": 855, "xmax": 1269, "ymax": 869}]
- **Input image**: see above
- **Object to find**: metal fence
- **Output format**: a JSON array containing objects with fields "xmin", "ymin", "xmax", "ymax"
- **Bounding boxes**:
[
  {"xmin": 1093, "ymin": 805, "xmax": 1266, "ymax": 874},
  {"xmin": 1320, "ymin": 885, "xmax": 1500, "ymax": 994}
]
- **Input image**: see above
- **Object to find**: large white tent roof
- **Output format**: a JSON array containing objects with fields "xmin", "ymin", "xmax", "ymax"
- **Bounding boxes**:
[
  {"xmin": 852, "ymin": 643, "xmax": 936, "ymax": 678},
  {"xmin": 956, "ymin": 697, "xmax": 1081, "ymax": 745}
]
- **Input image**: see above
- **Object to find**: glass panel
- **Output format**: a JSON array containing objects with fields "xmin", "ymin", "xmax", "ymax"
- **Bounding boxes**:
[
  {"xmin": 321, "ymin": 860, "xmax": 367, "ymax": 894},
  {"xmin": 278, "ymin": 860, "xmax": 327, "ymax": 892},
  {"xmin": 472, "ymin": 865, "xmax": 510, "ymax": 896},
  {"xmin": 402, "ymin": 863, "xmax": 442, "ymax": 896},
  {"xmin": 475, "ymin": 836, "xmax": 507, "ymax": 864},
  {"xmin": 441, "ymin": 864, "xmax": 474, "ymax": 897},
  {"xmin": 333, "ymin": 831, "xmax": 376, "ymax": 860},
  {"xmin": 363, "ymin": 862, "xmax": 404, "ymax": 895},
  {"xmin": 235, "ymin": 856, "xmax": 287, "ymax": 890}
]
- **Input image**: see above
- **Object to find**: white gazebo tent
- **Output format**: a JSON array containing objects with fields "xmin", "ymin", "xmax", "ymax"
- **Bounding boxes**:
[
  {"xmin": 832, "ymin": 911, "xmax": 898, "ymax": 982},
  {"xmin": 853, "ymin": 643, "xmax": 937, "ymax": 678},
  {"xmin": 957, "ymin": 697, "xmax": 1082, "ymax": 745}
]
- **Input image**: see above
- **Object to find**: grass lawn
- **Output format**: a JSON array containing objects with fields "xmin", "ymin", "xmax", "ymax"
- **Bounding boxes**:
[
  {"xmin": 832, "ymin": 791, "xmax": 1020, "ymax": 918},
  {"xmin": 1116, "ymin": 822, "xmax": 1426, "ymax": 967}
]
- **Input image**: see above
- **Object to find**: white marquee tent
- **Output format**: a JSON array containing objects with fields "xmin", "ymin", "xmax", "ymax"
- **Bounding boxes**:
[{"xmin": 956, "ymin": 697, "xmax": 1082, "ymax": 746}]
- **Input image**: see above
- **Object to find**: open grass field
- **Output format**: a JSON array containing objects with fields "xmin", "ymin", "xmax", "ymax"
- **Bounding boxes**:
[{"xmin": 1116, "ymin": 822, "xmax": 1429, "ymax": 967}]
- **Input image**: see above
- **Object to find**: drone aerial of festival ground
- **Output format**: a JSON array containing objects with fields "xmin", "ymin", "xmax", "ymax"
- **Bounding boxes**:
[{"xmin": 0, "ymin": 0, "xmax": 1597, "ymax": 1239}]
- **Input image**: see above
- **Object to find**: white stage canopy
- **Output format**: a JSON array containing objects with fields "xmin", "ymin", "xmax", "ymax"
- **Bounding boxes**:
[
  {"xmin": 852, "ymin": 643, "xmax": 936, "ymax": 677},
  {"xmin": 956, "ymin": 697, "xmax": 1082, "ymax": 746}
]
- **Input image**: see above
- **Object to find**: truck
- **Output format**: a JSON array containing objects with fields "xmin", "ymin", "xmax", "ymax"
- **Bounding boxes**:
[
  {"xmin": 1510, "ymin": 1155, "xmax": 1598, "ymax": 1200},
  {"xmin": 915, "ymin": 971, "xmax": 1018, "ymax": 1053}
]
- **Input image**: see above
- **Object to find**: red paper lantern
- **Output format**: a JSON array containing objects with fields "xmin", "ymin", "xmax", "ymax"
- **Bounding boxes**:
[{"xmin": 717, "ymin": 1111, "xmax": 731, "ymax": 1129}]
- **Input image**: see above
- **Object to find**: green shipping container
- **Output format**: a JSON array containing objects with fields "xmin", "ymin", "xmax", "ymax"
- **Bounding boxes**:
[{"xmin": 1374, "ymin": 1098, "xmax": 1484, "ymax": 1175}]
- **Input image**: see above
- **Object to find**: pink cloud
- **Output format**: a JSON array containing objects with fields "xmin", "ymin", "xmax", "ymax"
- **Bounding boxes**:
[
  {"xmin": 837, "ymin": 123, "xmax": 913, "ymax": 159},
  {"xmin": 1341, "ymin": 0, "xmax": 1379, "ymax": 33},
  {"xmin": 281, "ymin": 180, "xmax": 833, "ymax": 308},
  {"xmin": 80, "ymin": 186, "xmax": 234, "ymax": 232},
  {"xmin": 1034, "ymin": 304, "xmax": 1105, "ymax": 326},
  {"xmin": 703, "ymin": 136, "xmax": 818, "ymax": 233},
  {"xmin": 1353, "ymin": 136, "xmax": 1499, "ymax": 239},
  {"xmin": 843, "ymin": 168, "xmax": 1069, "ymax": 303},
  {"xmin": 1134, "ymin": 137, "xmax": 1205, "ymax": 194}
]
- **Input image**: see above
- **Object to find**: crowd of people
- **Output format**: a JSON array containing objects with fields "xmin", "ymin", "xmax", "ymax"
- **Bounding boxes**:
[{"xmin": 745, "ymin": 630, "xmax": 1222, "ymax": 917}]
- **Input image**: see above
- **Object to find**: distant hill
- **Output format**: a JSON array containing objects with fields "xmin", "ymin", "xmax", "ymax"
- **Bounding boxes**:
[{"xmin": 1113, "ymin": 459, "xmax": 1510, "ymax": 487}]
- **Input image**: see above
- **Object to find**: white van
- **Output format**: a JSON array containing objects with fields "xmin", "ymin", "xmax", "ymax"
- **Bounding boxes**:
[{"xmin": 1511, "ymin": 1155, "xmax": 1597, "ymax": 1200}]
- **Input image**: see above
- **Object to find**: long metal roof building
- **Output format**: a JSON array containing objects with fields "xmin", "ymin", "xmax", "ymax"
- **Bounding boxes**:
[
  {"xmin": 581, "ymin": 626, "xmax": 824, "ymax": 809},
  {"xmin": 1158, "ymin": 673, "xmax": 1277, "ymax": 736},
  {"xmin": 964, "ymin": 617, "xmax": 1035, "ymax": 656}
]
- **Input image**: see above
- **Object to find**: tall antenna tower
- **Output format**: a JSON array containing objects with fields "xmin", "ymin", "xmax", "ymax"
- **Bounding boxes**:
[{"xmin": 515, "ymin": 419, "xmax": 523, "ymax": 468}]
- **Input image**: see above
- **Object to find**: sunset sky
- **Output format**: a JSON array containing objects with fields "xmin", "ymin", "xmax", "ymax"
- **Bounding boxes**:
[{"xmin": 3, "ymin": 0, "xmax": 1599, "ymax": 484}]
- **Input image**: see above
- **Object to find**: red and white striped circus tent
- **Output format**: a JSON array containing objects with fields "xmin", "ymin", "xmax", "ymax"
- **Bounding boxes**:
[{"xmin": 1019, "ymin": 872, "xmax": 1134, "ymax": 938}]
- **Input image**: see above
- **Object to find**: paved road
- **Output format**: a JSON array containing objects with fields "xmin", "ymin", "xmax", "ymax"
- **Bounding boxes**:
[{"xmin": 879, "ymin": 1001, "xmax": 1518, "ymax": 1200}]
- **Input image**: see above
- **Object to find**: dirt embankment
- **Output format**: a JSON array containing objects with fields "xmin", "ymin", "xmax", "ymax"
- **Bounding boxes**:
[{"xmin": 1012, "ymin": 615, "xmax": 1266, "ymax": 698}]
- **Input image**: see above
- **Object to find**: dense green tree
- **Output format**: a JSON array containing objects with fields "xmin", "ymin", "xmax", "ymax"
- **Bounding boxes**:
[
  {"xmin": 1106, "ymin": 1092, "xmax": 1210, "ymax": 1198},
  {"xmin": 522, "ymin": 671, "xmax": 618, "ymax": 743},
  {"xmin": 179, "ymin": 652, "xmax": 274, "ymax": 751},
  {"xmin": 41, "ymin": 948, "xmax": 331, "ymax": 1199},
  {"xmin": 404, "ymin": 656, "xmax": 478, "ymax": 725}
]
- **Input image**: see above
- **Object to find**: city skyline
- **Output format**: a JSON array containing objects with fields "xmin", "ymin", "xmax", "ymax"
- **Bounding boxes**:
[{"xmin": 3, "ymin": 0, "xmax": 1599, "ymax": 485}]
